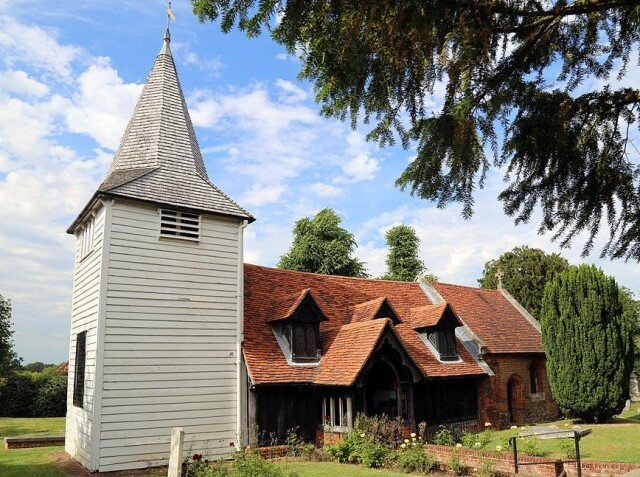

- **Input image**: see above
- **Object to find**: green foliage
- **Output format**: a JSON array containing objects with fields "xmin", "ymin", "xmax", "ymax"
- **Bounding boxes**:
[
  {"xmin": 541, "ymin": 264, "xmax": 635, "ymax": 423},
  {"xmin": 22, "ymin": 362, "xmax": 57, "ymax": 373},
  {"xmin": 0, "ymin": 294, "xmax": 21, "ymax": 376},
  {"xmin": 478, "ymin": 246, "xmax": 569, "ymax": 319},
  {"xmin": 0, "ymin": 371, "xmax": 67, "ymax": 417},
  {"xmin": 447, "ymin": 455, "xmax": 467, "ymax": 476},
  {"xmin": 517, "ymin": 437, "xmax": 547, "ymax": 457},
  {"xmin": 32, "ymin": 374, "xmax": 67, "ymax": 417},
  {"xmin": 278, "ymin": 208, "xmax": 367, "ymax": 277},
  {"xmin": 619, "ymin": 287, "xmax": 640, "ymax": 371},
  {"xmin": 325, "ymin": 431, "xmax": 390, "ymax": 469},
  {"xmin": 382, "ymin": 225, "xmax": 431, "ymax": 282},
  {"xmin": 460, "ymin": 430, "xmax": 491, "ymax": 449},
  {"xmin": 559, "ymin": 440, "xmax": 577, "ymax": 460},
  {"xmin": 477, "ymin": 459, "xmax": 497, "ymax": 477},
  {"xmin": 192, "ymin": 0, "xmax": 640, "ymax": 260},
  {"xmin": 393, "ymin": 445, "xmax": 436, "ymax": 474},
  {"xmin": 431, "ymin": 426, "xmax": 455, "ymax": 446}
]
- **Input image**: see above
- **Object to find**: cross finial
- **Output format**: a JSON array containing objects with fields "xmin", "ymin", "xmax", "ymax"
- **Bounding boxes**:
[{"xmin": 495, "ymin": 269, "xmax": 504, "ymax": 289}]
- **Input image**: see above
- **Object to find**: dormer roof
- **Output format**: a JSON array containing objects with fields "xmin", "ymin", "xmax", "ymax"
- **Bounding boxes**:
[{"xmin": 68, "ymin": 30, "xmax": 253, "ymax": 233}]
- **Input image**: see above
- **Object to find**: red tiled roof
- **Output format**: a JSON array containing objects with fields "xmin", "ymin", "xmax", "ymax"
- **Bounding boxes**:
[
  {"xmin": 314, "ymin": 319, "xmax": 390, "ymax": 386},
  {"xmin": 432, "ymin": 283, "xmax": 543, "ymax": 354},
  {"xmin": 350, "ymin": 297, "xmax": 400, "ymax": 323},
  {"xmin": 243, "ymin": 265, "xmax": 493, "ymax": 385},
  {"xmin": 266, "ymin": 288, "xmax": 318, "ymax": 323},
  {"xmin": 408, "ymin": 303, "xmax": 449, "ymax": 329}
]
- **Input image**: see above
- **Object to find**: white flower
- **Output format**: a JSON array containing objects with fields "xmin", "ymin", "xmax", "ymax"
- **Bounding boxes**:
[
  {"xmin": 410, "ymin": 432, "xmax": 417, "ymax": 438},
  {"xmin": 360, "ymin": 433, "xmax": 366, "ymax": 438},
  {"xmin": 484, "ymin": 422, "xmax": 492, "ymax": 428},
  {"xmin": 496, "ymin": 445, "xmax": 503, "ymax": 452},
  {"xmin": 456, "ymin": 443, "xmax": 463, "ymax": 448},
  {"xmin": 510, "ymin": 425, "xmax": 518, "ymax": 430},
  {"xmin": 401, "ymin": 443, "xmax": 407, "ymax": 449},
  {"xmin": 474, "ymin": 442, "xmax": 482, "ymax": 448},
  {"xmin": 404, "ymin": 438, "xmax": 410, "ymax": 444}
]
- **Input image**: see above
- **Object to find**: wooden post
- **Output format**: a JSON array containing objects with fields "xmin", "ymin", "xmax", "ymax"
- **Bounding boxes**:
[{"xmin": 168, "ymin": 427, "xmax": 184, "ymax": 477}]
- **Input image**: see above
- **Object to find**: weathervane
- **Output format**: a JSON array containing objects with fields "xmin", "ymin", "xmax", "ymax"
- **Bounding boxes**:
[
  {"xmin": 495, "ymin": 269, "xmax": 504, "ymax": 290},
  {"xmin": 166, "ymin": 1, "xmax": 176, "ymax": 37}
]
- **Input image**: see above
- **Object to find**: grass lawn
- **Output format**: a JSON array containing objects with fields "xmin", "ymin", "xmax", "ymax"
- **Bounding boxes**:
[
  {"xmin": 283, "ymin": 461, "xmax": 419, "ymax": 477},
  {"xmin": 483, "ymin": 407, "xmax": 640, "ymax": 463},
  {"xmin": 0, "ymin": 418, "xmax": 67, "ymax": 477},
  {"xmin": 0, "ymin": 417, "xmax": 65, "ymax": 438}
]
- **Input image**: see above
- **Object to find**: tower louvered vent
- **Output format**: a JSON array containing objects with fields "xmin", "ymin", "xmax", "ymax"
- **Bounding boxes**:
[{"xmin": 160, "ymin": 209, "xmax": 200, "ymax": 241}]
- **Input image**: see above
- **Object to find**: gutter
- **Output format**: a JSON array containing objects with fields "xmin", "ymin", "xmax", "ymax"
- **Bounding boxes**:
[{"xmin": 236, "ymin": 220, "xmax": 249, "ymax": 447}]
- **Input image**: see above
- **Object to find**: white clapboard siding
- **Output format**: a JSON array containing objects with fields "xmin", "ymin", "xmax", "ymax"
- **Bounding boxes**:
[
  {"xmin": 65, "ymin": 203, "xmax": 108, "ymax": 470},
  {"xmin": 97, "ymin": 200, "xmax": 241, "ymax": 471}
]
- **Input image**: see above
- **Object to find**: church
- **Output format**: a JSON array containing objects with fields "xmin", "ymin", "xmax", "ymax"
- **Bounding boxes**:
[{"xmin": 65, "ymin": 29, "xmax": 558, "ymax": 472}]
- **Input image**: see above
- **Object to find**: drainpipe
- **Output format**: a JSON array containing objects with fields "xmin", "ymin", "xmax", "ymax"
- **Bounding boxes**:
[{"xmin": 236, "ymin": 220, "xmax": 248, "ymax": 447}]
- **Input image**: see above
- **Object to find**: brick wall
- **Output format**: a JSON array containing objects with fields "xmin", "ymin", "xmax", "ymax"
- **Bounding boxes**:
[
  {"xmin": 480, "ymin": 355, "xmax": 559, "ymax": 429},
  {"xmin": 425, "ymin": 444, "xmax": 640, "ymax": 477}
]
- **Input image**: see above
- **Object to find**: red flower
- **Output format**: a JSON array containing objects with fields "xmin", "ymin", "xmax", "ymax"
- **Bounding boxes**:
[{"xmin": 192, "ymin": 453, "xmax": 202, "ymax": 461}]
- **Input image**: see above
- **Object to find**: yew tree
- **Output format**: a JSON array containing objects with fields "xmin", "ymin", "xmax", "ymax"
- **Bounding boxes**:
[
  {"xmin": 478, "ymin": 246, "xmax": 569, "ymax": 319},
  {"xmin": 192, "ymin": 0, "xmax": 640, "ymax": 260},
  {"xmin": 278, "ymin": 208, "xmax": 368, "ymax": 277},
  {"xmin": 540, "ymin": 265, "xmax": 635, "ymax": 423}
]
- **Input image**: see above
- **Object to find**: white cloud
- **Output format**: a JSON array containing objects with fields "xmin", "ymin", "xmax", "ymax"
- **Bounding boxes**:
[
  {"xmin": 64, "ymin": 57, "xmax": 142, "ymax": 150},
  {"xmin": 309, "ymin": 182, "xmax": 343, "ymax": 197},
  {"xmin": 0, "ymin": 70, "xmax": 49, "ymax": 96},
  {"xmin": 240, "ymin": 183, "xmax": 286, "ymax": 207},
  {"xmin": 334, "ymin": 131, "xmax": 380, "ymax": 183},
  {"xmin": 275, "ymin": 79, "xmax": 308, "ymax": 103},
  {"xmin": 0, "ymin": 16, "xmax": 82, "ymax": 82}
]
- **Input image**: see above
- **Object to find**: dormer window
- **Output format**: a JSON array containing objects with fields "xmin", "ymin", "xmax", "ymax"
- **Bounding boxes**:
[
  {"xmin": 427, "ymin": 329, "xmax": 458, "ymax": 361},
  {"xmin": 282, "ymin": 323, "xmax": 321, "ymax": 362},
  {"xmin": 268, "ymin": 289, "xmax": 326, "ymax": 365},
  {"xmin": 160, "ymin": 209, "xmax": 200, "ymax": 241}
]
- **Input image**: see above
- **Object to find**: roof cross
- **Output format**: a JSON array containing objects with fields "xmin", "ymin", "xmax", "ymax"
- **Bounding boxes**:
[
  {"xmin": 495, "ymin": 269, "xmax": 504, "ymax": 289},
  {"xmin": 165, "ymin": 2, "xmax": 176, "ymax": 40}
]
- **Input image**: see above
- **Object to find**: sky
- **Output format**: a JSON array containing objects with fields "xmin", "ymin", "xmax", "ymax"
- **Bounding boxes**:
[{"xmin": 0, "ymin": 0, "xmax": 638, "ymax": 364}]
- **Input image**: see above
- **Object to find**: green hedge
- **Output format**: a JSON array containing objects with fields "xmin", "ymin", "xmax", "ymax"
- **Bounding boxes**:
[{"xmin": 0, "ymin": 371, "xmax": 67, "ymax": 417}]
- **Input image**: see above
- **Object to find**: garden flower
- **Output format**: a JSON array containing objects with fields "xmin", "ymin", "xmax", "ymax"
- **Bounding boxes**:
[
  {"xmin": 484, "ymin": 422, "xmax": 492, "ymax": 427},
  {"xmin": 360, "ymin": 433, "xmax": 366, "ymax": 438},
  {"xmin": 456, "ymin": 443, "xmax": 463, "ymax": 448},
  {"xmin": 404, "ymin": 438, "xmax": 409, "ymax": 443},
  {"xmin": 474, "ymin": 442, "xmax": 482, "ymax": 448},
  {"xmin": 410, "ymin": 432, "xmax": 417, "ymax": 438},
  {"xmin": 510, "ymin": 425, "xmax": 518, "ymax": 429},
  {"xmin": 401, "ymin": 443, "xmax": 407, "ymax": 448},
  {"xmin": 496, "ymin": 445, "xmax": 502, "ymax": 451}
]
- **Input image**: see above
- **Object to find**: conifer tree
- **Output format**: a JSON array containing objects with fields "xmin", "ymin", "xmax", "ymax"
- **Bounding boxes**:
[
  {"xmin": 382, "ymin": 225, "xmax": 436, "ymax": 282},
  {"xmin": 540, "ymin": 265, "xmax": 635, "ymax": 423}
]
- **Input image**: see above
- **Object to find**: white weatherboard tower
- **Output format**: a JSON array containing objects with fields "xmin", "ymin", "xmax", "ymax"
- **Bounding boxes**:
[{"xmin": 65, "ymin": 29, "xmax": 254, "ymax": 472}]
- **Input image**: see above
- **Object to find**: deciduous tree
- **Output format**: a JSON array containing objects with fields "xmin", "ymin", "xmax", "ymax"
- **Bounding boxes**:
[
  {"xmin": 540, "ymin": 265, "xmax": 635, "ymax": 423},
  {"xmin": 478, "ymin": 246, "xmax": 569, "ymax": 319},
  {"xmin": 192, "ymin": 0, "xmax": 640, "ymax": 260},
  {"xmin": 278, "ymin": 208, "xmax": 367, "ymax": 277},
  {"xmin": 0, "ymin": 293, "xmax": 21, "ymax": 376}
]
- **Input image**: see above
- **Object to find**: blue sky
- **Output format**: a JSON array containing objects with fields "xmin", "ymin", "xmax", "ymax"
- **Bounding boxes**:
[{"xmin": 1, "ymin": 0, "xmax": 638, "ymax": 363}]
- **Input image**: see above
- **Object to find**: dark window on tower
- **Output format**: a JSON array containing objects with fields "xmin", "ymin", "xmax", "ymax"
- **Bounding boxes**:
[
  {"xmin": 73, "ymin": 331, "xmax": 87, "ymax": 408},
  {"xmin": 427, "ymin": 329, "xmax": 458, "ymax": 361}
]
